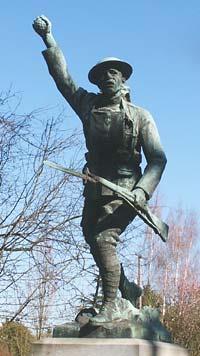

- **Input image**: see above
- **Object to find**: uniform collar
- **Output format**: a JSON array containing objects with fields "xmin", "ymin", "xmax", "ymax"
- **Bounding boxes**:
[{"xmin": 97, "ymin": 92, "xmax": 122, "ymax": 107}]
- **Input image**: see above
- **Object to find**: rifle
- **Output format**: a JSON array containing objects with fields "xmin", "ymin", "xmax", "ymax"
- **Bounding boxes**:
[{"xmin": 44, "ymin": 160, "xmax": 168, "ymax": 242}]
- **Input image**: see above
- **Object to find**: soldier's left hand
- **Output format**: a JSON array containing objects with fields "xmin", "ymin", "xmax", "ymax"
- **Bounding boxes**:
[{"xmin": 132, "ymin": 188, "xmax": 147, "ymax": 209}]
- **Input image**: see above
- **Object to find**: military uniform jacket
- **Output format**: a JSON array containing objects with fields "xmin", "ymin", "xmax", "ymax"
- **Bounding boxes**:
[{"xmin": 42, "ymin": 46, "xmax": 167, "ymax": 200}]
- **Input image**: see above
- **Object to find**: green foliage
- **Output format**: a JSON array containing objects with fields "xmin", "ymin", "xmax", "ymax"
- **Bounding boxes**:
[
  {"xmin": 0, "ymin": 321, "xmax": 34, "ymax": 356},
  {"xmin": 142, "ymin": 284, "xmax": 162, "ymax": 309},
  {"xmin": 164, "ymin": 302, "xmax": 200, "ymax": 356},
  {"xmin": 142, "ymin": 284, "xmax": 200, "ymax": 355}
]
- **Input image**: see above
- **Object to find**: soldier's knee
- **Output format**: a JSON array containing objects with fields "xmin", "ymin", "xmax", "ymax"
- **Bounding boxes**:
[{"xmin": 94, "ymin": 228, "xmax": 121, "ymax": 247}]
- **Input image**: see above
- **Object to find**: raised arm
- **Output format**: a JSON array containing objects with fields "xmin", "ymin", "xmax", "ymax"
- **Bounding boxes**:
[
  {"xmin": 32, "ymin": 15, "xmax": 80, "ymax": 106},
  {"xmin": 32, "ymin": 15, "xmax": 57, "ymax": 48}
]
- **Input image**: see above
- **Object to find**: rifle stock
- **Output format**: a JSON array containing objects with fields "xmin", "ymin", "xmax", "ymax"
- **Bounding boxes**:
[{"xmin": 92, "ymin": 174, "xmax": 168, "ymax": 242}]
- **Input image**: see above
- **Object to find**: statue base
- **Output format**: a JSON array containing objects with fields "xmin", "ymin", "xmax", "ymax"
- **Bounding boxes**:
[
  {"xmin": 53, "ymin": 302, "xmax": 171, "ymax": 342},
  {"xmin": 31, "ymin": 338, "xmax": 189, "ymax": 356},
  {"xmin": 53, "ymin": 318, "xmax": 170, "ymax": 341}
]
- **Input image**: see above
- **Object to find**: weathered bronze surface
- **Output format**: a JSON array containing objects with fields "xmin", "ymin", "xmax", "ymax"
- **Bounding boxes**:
[
  {"xmin": 53, "ymin": 304, "xmax": 171, "ymax": 342},
  {"xmin": 33, "ymin": 16, "xmax": 167, "ymax": 329}
]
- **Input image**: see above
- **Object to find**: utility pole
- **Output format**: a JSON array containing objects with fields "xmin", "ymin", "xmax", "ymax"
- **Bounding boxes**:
[{"xmin": 137, "ymin": 254, "xmax": 143, "ymax": 309}]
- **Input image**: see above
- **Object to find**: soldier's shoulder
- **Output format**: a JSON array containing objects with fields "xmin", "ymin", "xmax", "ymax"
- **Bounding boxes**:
[
  {"xmin": 126, "ymin": 102, "xmax": 151, "ymax": 117},
  {"xmin": 135, "ymin": 105, "xmax": 155, "ymax": 123},
  {"xmin": 127, "ymin": 104, "xmax": 157, "ymax": 131}
]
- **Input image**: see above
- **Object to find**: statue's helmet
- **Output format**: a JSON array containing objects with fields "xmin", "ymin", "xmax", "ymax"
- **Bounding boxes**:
[{"xmin": 88, "ymin": 57, "xmax": 133, "ymax": 85}]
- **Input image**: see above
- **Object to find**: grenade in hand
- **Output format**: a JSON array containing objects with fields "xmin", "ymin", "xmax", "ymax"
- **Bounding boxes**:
[{"xmin": 33, "ymin": 16, "xmax": 51, "ymax": 36}]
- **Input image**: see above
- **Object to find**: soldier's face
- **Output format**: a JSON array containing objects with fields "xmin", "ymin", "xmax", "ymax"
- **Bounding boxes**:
[{"xmin": 97, "ymin": 68, "xmax": 124, "ymax": 97}]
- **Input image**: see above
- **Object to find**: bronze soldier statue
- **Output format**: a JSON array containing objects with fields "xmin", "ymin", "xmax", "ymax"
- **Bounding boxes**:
[{"xmin": 33, "ymin": 16, "xmax": 167, "ymax": 325}]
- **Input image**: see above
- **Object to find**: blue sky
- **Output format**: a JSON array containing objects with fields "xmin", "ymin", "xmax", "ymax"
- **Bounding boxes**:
[{"xmin": 1, "ymin": 1, "xmax": 200, "ymax": 212}]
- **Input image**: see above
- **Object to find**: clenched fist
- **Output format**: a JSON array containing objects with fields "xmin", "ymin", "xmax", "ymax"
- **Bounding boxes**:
[{"xmin": 32, "ymin": 15, "xmax": 52, "ymax": 38}]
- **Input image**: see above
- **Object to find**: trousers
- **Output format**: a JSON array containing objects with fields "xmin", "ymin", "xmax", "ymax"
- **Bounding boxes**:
[{"xmin": 81, "ymin": 196, "xmax": 136, "ymax": 302}]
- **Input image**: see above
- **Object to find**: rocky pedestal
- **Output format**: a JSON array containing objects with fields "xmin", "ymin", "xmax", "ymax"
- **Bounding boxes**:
[{"xmin": 53, "ymin": 299, "xmax": 171, "ymax": 342}]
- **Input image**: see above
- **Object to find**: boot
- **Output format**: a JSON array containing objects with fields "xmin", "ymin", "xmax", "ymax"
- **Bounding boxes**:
[
  {"xmin": 89, "ymin": 243, "xmax": 121, "ymax": 325},
  {"xmin": 89, "ymin": 299, "xmax": 121, "ymax": 325},
  {"xmin": 119, "ymin": 264, "xmax": 142, "ymax": 306}
]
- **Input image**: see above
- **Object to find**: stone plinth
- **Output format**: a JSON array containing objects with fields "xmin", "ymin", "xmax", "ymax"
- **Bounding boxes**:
[{"xmin": 31, "ymin": 338, "xmax": 189, "ymax": 356}]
